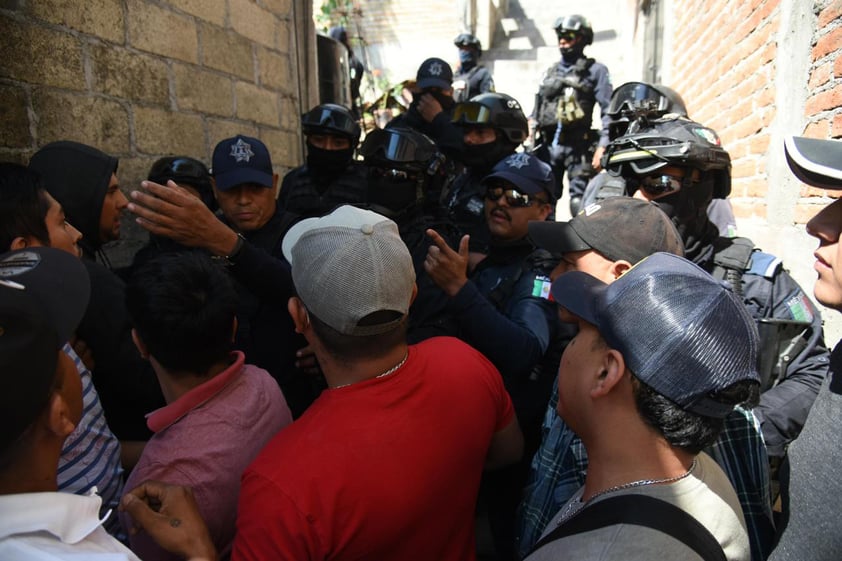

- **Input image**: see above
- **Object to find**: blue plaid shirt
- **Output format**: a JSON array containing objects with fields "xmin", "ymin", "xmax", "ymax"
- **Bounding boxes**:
[{"xmin": 516, "ymin": 387, "xmax": 774, "ymax": 560}]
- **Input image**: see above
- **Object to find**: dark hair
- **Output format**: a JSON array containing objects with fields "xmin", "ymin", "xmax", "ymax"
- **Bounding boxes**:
[
  {"xmin": 126, "ymin": 251, "xmax": 237, "ymax": 374},
  {"xmin": 631, "ymin": 375, "xmax": 760, "ymax": 454},
  {"xmin": 308, "ymin": 310, "xmax": 407, "ymax": 362},
  {"xmin": 0, "ymin": 163, "xmax": 51, "ymax": 250}
]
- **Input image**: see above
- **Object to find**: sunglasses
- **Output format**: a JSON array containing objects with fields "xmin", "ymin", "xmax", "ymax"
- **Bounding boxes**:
[
  {"xmin": 557, "ymin": 31, "xmax": 578, "ymax": 41},
  {"xmin": 484, "ymin": 186, "xmax": 543, "ymax": 207},
  {"xmin": 637, "ymin": 174, "xmax": 685, "ymax": 196}
]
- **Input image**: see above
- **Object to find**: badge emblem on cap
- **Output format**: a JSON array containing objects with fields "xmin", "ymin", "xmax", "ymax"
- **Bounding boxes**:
[
  {"xmin": 230, "ymin": 138, "xmax": 255, "ymax": 163},
  {"xmin": 427, "ymin": 61, "xmax": 443, "ymax": 76},
  {"xmin": 506, "ymin": 153, "xmax": 531, "ymax": 169},
  {"xmin": 0, "ymin": 250, "xmax": 40, "ymax": 279}
]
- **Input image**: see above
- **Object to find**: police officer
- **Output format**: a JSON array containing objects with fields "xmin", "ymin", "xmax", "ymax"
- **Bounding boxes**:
[
  {"xmin": 426, "ymin": 152, "xmax": 570, "ymax": 558},
  {"xmin": 530, "ymin": 14, "xmax": 612, "ymax": 215},
  {"xmin": 444, "ymin": 92, "xmax": 529, "ymax": 262},
  {"xmin": 581, "ymin": 81, "xmax": 737, "ymax": 236},
  {"xmin": 386, "ymin": 58, "xmax": 464, "ymax": 158},
  {"xmin": 360, "ymin": 126, "xmax": 461, "ymax": 342},
  {"xmin": 604, "ymin": 115, "xmax": 830, "ymax": 462},
  {"xmin": 452, "ymin": 33, "xmax": 495, "ymax": 103},
  {"xmin": 278, "ymin": 103, "xmax": 368, "ymax": 218}
]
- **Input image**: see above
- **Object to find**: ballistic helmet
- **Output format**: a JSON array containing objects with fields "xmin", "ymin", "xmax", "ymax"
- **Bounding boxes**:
[
  {"xmin": 451, "ymin": 92, "xmax": 529, "ymax": 144},
  {"xmin": 607, "ymin": 82, "xmax": 688, "ymax": 120},
  {"xmin": 553, "ymin": 14, "xmax": 594, "ymax": 46},
  {"xmin": 360, "ymin": 127, "xmax": 443, "ymax": 217},
  {"xmin": 454, "ymin": 33, "xmax": 482, "ymax": 56},
  {"xmin": 604, "ymin": 117, "xmax": 731, "ymax": 198},
  {"xmin": 301, "ymin": 103, "xmax": 361, "ymax": 146},
  {"xmin": 148, "ymin": 156, "xmax": 216, "ymax": 211}
]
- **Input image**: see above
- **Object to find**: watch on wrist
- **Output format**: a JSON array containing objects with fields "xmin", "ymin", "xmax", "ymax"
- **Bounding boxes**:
[{"xmin": 213, "ymin": 233, "xmax": 246, "ymax": 266}]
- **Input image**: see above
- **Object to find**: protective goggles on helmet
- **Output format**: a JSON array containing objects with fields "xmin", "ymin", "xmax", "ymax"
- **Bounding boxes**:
[
  {"xmin": 452, "ymin": 102, "xmax": 493, "ymax": 126},
  {"xmin": 301, "ymin": 107, "xmax": 357, "ymax": 137},
  {"xmin": 556, "ymin": 30, "xmax": 579, "ymax": 41},
  {"xmin": 148, "ymin": 157, "xmax": 209, "ymax": 184},
  {"xmin": 484, "ymin": 185, "xmax": 544, "ymax": 207},
  {"xmin": 607, "ymin": 83, "xmax": 673, "ymax": 117},
  {"xmin": 360, "ymin": 129, "xmax": 426, "ymax": 164},
  {"xmin": 629, "ymin": 169, "xmax": 698, "ymax": 196}
]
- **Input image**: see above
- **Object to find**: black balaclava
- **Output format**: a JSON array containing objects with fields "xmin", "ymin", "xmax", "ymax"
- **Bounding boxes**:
[
  {"xmin": 366, "ymin": 171, "xmax": 423, "ymax": 224},
  {"xmin": 560, "ymin": 41, "xmax": 586, "ymax": 64},
  {"xmin": 653, "ymin": 176, "xmax": 718, "ymax": 263},
  {"xmin": 456, "ymin": 135, "xmax": 517, "ymax": 172},
  {"xmin": 306, "ymin": 143, "xmax": 355, "ymax": 175},
  {"xmin": 458, "ymin": 49, "xmax": 478, "ymax": 72}
]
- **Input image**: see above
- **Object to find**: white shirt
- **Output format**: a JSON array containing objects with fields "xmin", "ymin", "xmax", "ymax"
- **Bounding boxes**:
[{"xmin": 0, "ymin": 489, "xmax": 140, "ymax": 560}]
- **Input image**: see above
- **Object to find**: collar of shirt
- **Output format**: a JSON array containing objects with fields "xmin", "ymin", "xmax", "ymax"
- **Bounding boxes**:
[
  {"xmin": 146, "ymin": 351, "xmax": 246, "ymax": 433},
  {"xmin": 0, "ymin": 489, "xmax": 105, "ymax": 543}
]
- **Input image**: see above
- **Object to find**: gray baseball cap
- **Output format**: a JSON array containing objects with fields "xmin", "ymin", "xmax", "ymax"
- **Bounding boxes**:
[{"xmin": 282, "ymin": 205, "xmax": 415, "ymax": 336}]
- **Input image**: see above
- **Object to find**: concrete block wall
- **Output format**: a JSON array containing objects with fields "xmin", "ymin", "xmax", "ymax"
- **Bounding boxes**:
[
  {"xmin": 663, "ymin": 0, "xmax": 842, "ymax": 341},
  {"xmin": 0, "ymin": 0, "xmax": 311, "ymax": 263}
]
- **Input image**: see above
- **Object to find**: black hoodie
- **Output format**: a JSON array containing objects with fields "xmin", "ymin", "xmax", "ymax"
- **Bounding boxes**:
[
  {"xmin": 29, "ymin": 141, "xmax": 164, "ymax": 440},
  {"xmin": 29, "ymin": 141, "xmax": 118, "ymax": 259}
]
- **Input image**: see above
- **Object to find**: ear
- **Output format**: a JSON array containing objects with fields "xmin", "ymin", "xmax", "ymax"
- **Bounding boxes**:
[
  {"xmin": 131, "ymin": 328, "xmax": 149, "ymax": 360},
  {"xmin": 288, "ymin": 296, "xmax": 310, "ymax": 334},
  {"xmin": 9, "ymin": 236, "xmax": 29, "ymax": 251},
  {"xmin": 272, "ymin": 173, "xmax": 280, "ymax": 197},
  {"xmin": 537, "ymin": 203, "xmax": 553, "ymax": 221},
  {"xmin": 590, "ymin": 348, "xmax": 627, "ymax": 398},
  {"xmin": 210, "ymin": 178, "xmax": 220, "ymax": 201},
  {"xmin": 46, "ymin": 391, "xmax": 77, "ymax": 439},
  {"xmin": 609, "ymin": 259, "xmax": 633, "ymax": 280}
]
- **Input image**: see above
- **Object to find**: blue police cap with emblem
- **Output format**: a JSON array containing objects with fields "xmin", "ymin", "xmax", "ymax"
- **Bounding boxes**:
[
  {"xmin": 211, "ymin": 135, "xmax": 274, "ymax": 192},
  {"xmin": 481, "ymin": 153, "xmax": 557, "ymax": 203}
]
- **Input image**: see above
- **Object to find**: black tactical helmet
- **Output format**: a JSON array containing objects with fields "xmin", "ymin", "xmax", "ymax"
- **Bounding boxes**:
[
  {"xmin": 607, "ymin": 82, "xmax": 688, "ymax": 119},
  {"xmin": 454, "ymin": 33, "xmax": 482, "ymax": 56},
  {"xmin": 359, "ymin": 127, "xmax": 442, "ymax": 174},
  {"xmin": 147, "ymin": 156, "xmax": 217, "ymax": 211},
  {"xmin": 301, "ymin": 103, "xmax": 361, "ymax": 145},
  {"xmin": 553, "ymin": 14, "xmax": 594, "ymax": 46},
  {"xmin": 604, "ymin": 116, "xmax": 732, "ymax": 198},
  {"xmin": 451, "ymin": 92, "xmax": 529, "ymax": 144}
]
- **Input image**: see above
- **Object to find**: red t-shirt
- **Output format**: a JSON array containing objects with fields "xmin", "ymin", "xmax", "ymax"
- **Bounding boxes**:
[{"xmin": 233, "ymin": 337, "xmax": 514, "ymax": 561}]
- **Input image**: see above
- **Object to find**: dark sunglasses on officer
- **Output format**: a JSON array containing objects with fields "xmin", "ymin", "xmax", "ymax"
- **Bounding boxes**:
[{"xmin": 484, "ymin": 181, "xmax": 547, "ymax": 208}]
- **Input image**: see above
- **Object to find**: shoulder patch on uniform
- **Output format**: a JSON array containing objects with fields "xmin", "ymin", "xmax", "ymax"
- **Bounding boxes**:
[
  {"xmin": 532, "ymin": 275, "xmax": 553, "ymax": 300},
  {"xmin": 747, "ymin": 251, "xmax": 782, "ymax": 278},
  {"xmin": 786, "ymin": 293, "xmax": 815, "ymax": 323}
]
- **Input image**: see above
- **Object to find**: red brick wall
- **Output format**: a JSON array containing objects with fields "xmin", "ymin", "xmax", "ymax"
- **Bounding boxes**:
[{"xmin": 668, "ymin": 0, "xmax": 842, "ymax": 223}]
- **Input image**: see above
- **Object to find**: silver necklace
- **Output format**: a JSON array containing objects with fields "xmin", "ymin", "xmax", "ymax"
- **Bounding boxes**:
[
  {"xmin": 331, "ymin": 352, "xmax": 408, "ymax": 390},
  {"xmin": 556, "ymin": 458, "xmax": 698, "ymax": 526}
]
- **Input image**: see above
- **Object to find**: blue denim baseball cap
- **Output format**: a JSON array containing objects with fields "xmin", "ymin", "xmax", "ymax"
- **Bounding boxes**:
[
  {"xmin": 211, "ymin": 135, "xmax": 274, "ymax": 191},
  {"xmin": 551, "ymin": 252, "xmax": 760, "ymax": 418}
]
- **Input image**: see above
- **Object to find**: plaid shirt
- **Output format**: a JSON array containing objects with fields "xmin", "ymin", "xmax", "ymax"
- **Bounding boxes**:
[{"xmin": 517, "ymin": 387, "xmax": 774, "ymax": 560}]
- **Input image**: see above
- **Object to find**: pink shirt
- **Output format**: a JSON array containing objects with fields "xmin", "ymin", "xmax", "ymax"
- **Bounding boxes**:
[{"xmin": 120, "ymin": 352, "xmax": 292, "ymax": 561}]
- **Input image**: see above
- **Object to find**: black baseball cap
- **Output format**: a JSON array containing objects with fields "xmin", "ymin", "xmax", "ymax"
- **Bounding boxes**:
[
  {"xmin": 416, "ymin": 58, "xmax": 453, "ymax": 90},
  {"xmin": 0, "ymin": 247, "xmax": 90, "ymax": 454},
  {"xmin": 211, "ymin": 135, "xmax": 274, "ymax": 192},
  {"xmin": 784, "ymin": 136, "xmax": 842, "ymax": 190},
  {"xmin": 529, "ymin": 197, "xmax": 684, "ymax": 263}
]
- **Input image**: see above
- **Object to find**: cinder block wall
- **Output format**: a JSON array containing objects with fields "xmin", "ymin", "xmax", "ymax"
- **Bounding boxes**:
[{"xmin": 0, "ymin": 0, "xmax": 313, "ymax": 262}]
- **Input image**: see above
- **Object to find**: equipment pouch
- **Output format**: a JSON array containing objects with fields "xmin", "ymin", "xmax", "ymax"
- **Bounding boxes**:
[{"xmin": 756, "ymin": 318, "xmax": 811, "ymax": 392}]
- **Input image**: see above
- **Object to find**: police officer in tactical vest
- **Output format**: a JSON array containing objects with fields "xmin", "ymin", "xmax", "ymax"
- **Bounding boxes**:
[
  {"xmin": 278, "ymin": 103, "xmax": 368, "ymax": 218},
  {"xmin": 452, "ymin": 33, "xmax": 495, "ymax": 103},
  {"xmin": 530, "ymin": 14, "xmax": 613, "ymax": 216},
  {"xmin": 604, "ymin": 115, "xmax": 830, "ymax": 463}
]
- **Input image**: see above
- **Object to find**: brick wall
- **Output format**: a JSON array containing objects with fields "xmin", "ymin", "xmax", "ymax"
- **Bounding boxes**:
[
  {"xmin": 0, "ymin": 0, "xmax": 312, "ymax": 261},
  {"xmin": 667, "ymin": 0, "xmax": 842, "ymax": 225}
]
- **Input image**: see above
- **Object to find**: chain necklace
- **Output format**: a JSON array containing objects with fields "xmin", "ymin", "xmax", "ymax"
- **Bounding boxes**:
[
  {"xmin": 331, "ymin": 352, "xmax": 409, "ymax": 390},
  {"xmin": 556, "ymin": 458, "xmax": 698, "ymax": 526}
]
